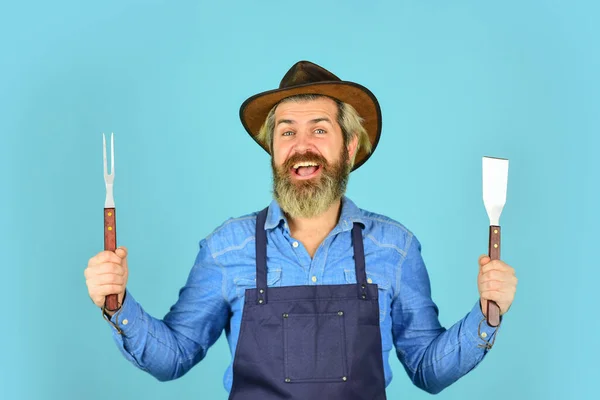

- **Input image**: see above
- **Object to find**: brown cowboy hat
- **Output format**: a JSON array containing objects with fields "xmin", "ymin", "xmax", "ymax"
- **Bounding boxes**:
[{"xmin": 239, "ymin": 60, "xmax": 382, "ymax": 171}]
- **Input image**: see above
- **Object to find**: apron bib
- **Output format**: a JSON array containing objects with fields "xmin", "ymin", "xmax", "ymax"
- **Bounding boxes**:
[{"xmin": 229, "ymin": 207, "xmax": 387, "ymax": 400}]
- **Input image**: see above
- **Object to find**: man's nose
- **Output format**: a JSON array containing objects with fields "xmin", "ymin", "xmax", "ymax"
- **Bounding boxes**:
[{"xmin": 293, "ymin": 130, "xmax": 315, "ymax": 153}]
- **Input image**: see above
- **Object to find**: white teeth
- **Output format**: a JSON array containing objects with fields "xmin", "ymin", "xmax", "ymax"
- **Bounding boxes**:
[{"xmin": 293, "ymin": 161, "xmax": 319, "ymax": 169}]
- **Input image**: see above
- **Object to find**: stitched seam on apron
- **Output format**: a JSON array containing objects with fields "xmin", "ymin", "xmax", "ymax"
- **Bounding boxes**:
[{"xmin": 246, "ymin": 296, "xmax": 375, "ymax": 303}]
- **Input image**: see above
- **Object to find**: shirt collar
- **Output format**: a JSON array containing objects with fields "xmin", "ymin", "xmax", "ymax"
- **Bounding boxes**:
[{"xmin": 264, "ymin": 196, "xmax": 365, "ymax": 232}]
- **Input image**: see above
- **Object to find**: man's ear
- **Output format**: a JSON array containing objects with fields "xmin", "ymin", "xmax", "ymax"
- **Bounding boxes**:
[{"xmin": 347, "ymin": 135, "xmax": 359, "ymax": 163}]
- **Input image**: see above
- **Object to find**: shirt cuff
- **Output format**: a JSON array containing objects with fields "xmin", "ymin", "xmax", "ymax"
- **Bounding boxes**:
[
  {"xmin": 464, "ymin": 300, "xmax": 502, "ymax": 351},
  {"xmin": 102, "ymin": 290, "xmax": 142, "ymax": 337}
]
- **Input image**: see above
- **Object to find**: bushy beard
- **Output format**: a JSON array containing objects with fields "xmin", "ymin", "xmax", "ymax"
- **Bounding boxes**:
[{"xmin": 271, "ymin": 146, "xmax": 350, "ymax": 219}]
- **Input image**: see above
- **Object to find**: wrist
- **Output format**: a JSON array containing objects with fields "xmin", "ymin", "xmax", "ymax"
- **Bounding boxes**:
[{"xmin": 103, "ymin": 290, "xmax": 126, "ymax": 317}]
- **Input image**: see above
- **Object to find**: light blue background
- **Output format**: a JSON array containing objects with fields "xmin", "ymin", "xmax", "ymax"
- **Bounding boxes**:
[{"xmin": 1, "ymin": 1, "xmax": 598, "ymax": 399}]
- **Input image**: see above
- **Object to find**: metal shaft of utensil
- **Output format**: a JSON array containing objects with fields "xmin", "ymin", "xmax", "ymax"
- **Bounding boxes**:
[{"xmin": 103, "ymin": 133, "xmax": 119, "ymax": 312}]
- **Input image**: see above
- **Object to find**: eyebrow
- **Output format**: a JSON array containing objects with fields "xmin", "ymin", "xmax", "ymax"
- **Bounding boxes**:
[{"xmin": 275, "ymin": 117, "xmax": 333, "ymax": 126}]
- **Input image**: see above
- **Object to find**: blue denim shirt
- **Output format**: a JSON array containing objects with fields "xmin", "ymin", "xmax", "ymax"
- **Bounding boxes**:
[{"xmin": 106, "ymin": 196, "xmax": 499, "ymax": 394}]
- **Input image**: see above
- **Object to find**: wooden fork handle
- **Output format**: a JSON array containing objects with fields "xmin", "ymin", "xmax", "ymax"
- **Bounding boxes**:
[
  {"xmin": 486, "ymin": 225, "xmax": 501, "ymax": 327},
  {"xmin": 104, "ymin": 208, "xmax": 119, "ymax": 311}
]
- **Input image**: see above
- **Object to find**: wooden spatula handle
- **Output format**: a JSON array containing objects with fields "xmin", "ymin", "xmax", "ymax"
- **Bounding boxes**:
[
  {"xmin": 486, "ymin": 225, "xmax": 501, "ymax": 327},
  {"xmin": 104, "ymin": 208, "xmax": 119, "ymax": 311}
]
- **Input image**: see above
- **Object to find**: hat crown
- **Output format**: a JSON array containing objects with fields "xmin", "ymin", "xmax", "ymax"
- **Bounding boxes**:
[{"xmin": 279, "ymin": 61, "xmax": 341, "ymax": 89}]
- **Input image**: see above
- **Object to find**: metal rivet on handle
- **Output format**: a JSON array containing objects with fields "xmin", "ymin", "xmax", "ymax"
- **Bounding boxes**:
[
  {"xmin": 494, "ymin": 244, "xmax": 498, "ymax": 248},
  {"xmin": 259, "ymin": 289, "xmax": 264, "ymax": 294},
  {"xmin": 258, "ymin": 299, "xmax": 263, "ymax": 304},
  {"xmin": 108, "ymin": 227, "xmax": 112, "ymax": 231},
  {"xmin": 283, "ymin": 313, "xmax": 288, "ymax": 318},
  {"xmin": 108, "ymin": 212, "xmax": 112, "ymax": 216},
  {"xmin": 342, "ymin": 376, "xmax": 347, "ymax": 381},
  {"xmin": 494, "ymin": 229, "xmax": 498, "ymax": 234},
  {"xmin": 338, "ymin": 311, "xmax": 343, "ymax": 316},
  {"xmin": 285, "ymin": 378, "xmax": 291, "ymax": 383},
  {"xmin": 361, "ymin": 294, "xmax": 366, "ymax": 299}
]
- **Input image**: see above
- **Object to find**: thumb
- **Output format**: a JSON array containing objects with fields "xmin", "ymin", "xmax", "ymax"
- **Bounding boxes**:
[
  {"xmin": 115, "ymin": 246, "xmax": 128, "ymax": 261},
  {"xmin": 479, "ymin": 254, "xmax": 490, "ymax": 268},
  {"xmin": 116, "ymin": 246, "xmax": 128, "ymax": 275}
]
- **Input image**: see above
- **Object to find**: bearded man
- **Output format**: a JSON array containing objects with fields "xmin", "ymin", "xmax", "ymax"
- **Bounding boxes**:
[{"xmin": 85, "ymin": 61, "xmax": 518, "ymax": 400}]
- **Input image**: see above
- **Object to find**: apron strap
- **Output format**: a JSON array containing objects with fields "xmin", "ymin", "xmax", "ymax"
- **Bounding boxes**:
[
  {"xmin": 255, "ymin": 207, "xmax": 269, "ymax": 305},
  {"xmin": 351, "ymin": 222, "xmax": 370, "ymax": 300},
  {"xmin": 255, "ymin": 207, "xmax": 369, "ymax": 303}
]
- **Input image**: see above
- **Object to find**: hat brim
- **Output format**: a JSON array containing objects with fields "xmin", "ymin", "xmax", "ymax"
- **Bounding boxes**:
[{"xmin": 239, "ymin": 81, "xmax": 381, "ymax": 171}]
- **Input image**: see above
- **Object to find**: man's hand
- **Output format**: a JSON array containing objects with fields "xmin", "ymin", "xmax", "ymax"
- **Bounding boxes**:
[
  {"xmin": 478, "ymin": 255, "xmax": 517, "ymax": 317},
  {"xmin": 85, "ymin": 246, "xmax": 129, "ymax": 316}
]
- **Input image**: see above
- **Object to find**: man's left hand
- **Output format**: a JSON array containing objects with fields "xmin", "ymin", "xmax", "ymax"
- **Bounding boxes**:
[{"xmin": 478, "ymin": 255, "xmax": 518, "ymax": 317}]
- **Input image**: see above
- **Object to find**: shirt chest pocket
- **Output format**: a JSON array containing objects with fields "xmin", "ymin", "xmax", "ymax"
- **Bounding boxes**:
[
  {"xmin": 234, "ymin": 269, "xmax": 282, "ymax": 299},
  {"xmin": 344, "ymin": 269, "xmax": 391, "ymax": 323}
]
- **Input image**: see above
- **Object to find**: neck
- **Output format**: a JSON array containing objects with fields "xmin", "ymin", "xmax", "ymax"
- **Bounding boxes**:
[{"xmin": 286, "ymin": 198, "xmax": 343, "ymax": 238}]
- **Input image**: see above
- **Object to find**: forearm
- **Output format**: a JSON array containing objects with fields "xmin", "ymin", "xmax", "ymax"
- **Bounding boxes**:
[
  {"xmin": 105, "ymin": 290, "xmax": 205, "ymax": 381},
  {"xmin": 401, "ymin": 301, "xmax": 499, "ymax": 394},
  {"xmin": 103, "ymin": 239, "xmax": 229, "ymax": 381}
]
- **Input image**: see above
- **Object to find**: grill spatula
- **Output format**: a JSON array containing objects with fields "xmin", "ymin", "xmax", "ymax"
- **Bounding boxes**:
[{"xmin": 482, "ymin": 156, "xmax": 509, "ymax": 327}]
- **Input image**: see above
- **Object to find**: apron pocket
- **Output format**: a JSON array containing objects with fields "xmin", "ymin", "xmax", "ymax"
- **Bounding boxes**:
[{"xmin": 283, "ymin": 312, "xmax": 348, "ymax": 383}]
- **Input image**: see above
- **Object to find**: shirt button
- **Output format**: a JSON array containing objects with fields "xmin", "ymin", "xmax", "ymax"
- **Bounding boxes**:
[
  {"xmin": 481, "ymin": 332, "xmax": 488, "ymax": 339},
  {"xmin": 311, "ymin": 276, "xmax": 317, "ymax": 282},
  {"xmin": 292, "ymin": 241, "xmax": 299, "ymax": 248},
  {"xmin": 122, "ymin": 319, "xmax": 129, "ymax": 325},
  {"xmin": 367, "ymin": 278, "xmax": 373, "ymax": 284}
]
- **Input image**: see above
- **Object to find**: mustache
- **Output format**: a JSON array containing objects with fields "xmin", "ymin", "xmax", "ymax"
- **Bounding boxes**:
[{"xmin": 282, "ymin": 152, "xmax": 329, "ymax": 171}]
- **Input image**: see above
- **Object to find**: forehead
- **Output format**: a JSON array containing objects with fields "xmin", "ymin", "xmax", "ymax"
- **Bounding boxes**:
[{"xmin": 274, "ymin": 97, "xmax": 339, "ymax": 120}]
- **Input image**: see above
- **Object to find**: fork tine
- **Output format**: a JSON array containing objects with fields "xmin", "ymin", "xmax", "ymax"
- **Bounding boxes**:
[
  {"xmin": 103, "ymin": 133, "xmax": 108, "ymax": 176},
  {"xmin": 111, "ymin": 132, "xmax": 115, "ymax": 175}
]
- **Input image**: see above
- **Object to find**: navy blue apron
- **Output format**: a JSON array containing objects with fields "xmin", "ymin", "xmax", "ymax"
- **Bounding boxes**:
[{"xmin": 228, "ymin": 207, "xmax": 387, "ymax": 400}]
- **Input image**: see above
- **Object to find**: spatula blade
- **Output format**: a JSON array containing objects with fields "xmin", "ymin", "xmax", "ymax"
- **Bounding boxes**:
[{"xmin": 482, "ymin": 156, "xmax": 509, "ymax": 226}]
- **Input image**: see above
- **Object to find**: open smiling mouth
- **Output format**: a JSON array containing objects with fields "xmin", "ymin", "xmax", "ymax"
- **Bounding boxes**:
[{"xmin": 290, "ymin": 161, "xmax": 322, "ymax": 179}]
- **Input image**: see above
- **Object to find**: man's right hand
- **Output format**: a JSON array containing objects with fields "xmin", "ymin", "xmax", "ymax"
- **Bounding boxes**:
[{"xmin": 85, "ymin": 246, "xmax": 129, "ymax": 316}]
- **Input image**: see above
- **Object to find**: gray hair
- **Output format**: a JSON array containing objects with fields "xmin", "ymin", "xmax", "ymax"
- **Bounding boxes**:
[{"xmin": 256, "ymin": 94, "xmax": 372, "ymax": 167}]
